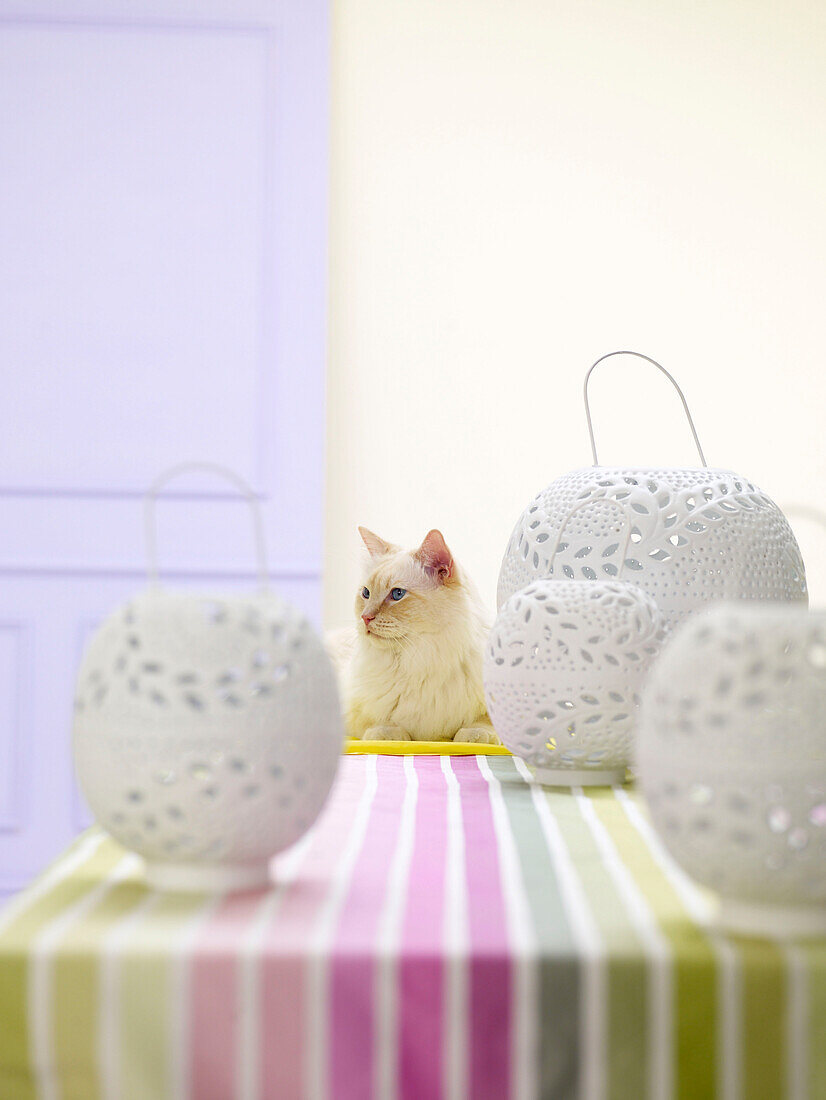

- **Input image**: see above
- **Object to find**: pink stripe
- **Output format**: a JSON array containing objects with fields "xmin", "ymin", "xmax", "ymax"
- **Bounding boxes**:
[
  {"xmin": 399, "ymin": 757, "xmax": 449, "ymax": 1100},
  {"xmin": 456, "ymin": 757, "xmax": 512, "ymax": 1100},
  {"xmin": 181, "ymin": 753, "xmax": 512, "ymax": 1100},
  {"xmin": 184, "ymin": 758, "xmax": 369, "ymax": 1100},
  {"xmin": 188, "ymin": 889, "xmax": 267, "ymax": 1100},
  {"xmin": 329, "ymin": 756, "xmax": 408, "ymax": 1099},
  {"xmin": 259, "ymin": 756, "xmax": 371, "ymax": 1100}
]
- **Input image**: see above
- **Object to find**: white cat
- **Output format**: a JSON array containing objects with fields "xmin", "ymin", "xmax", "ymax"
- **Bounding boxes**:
[{"xmin": 327, "ymin": 527, "xmax": 498, "ymax": 743}]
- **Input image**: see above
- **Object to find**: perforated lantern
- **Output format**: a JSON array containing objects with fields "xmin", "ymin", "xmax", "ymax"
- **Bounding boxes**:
[
  {"xmin": 497, "ymin": 352, "xmax": 807, "ymax": 631},
  {"xmin": 485, "ymin": 577, "xmax": 664, "ymax": 785},
  {"xmin": 638, "ymin": 604, "xmax": 826, "ymax": 938},
  {"xmin": 485, "ymin": 496, "xmax": 666, "ymax": 784},
  {"xmin": 73, "ymin": 465, "xmax": 343, "ymax": 893}
]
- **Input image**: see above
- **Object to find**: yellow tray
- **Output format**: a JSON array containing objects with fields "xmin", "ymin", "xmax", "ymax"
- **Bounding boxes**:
[{"xmin": 345, "ymin": 738, "xmax": 512, "ymax": 756}]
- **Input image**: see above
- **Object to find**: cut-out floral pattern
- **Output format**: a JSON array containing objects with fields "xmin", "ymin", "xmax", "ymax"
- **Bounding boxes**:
[
  {"xmin": 499, "ymin": 467, "xmax": 806, "ymax": 631},
  {"xmin": 639, "ymin": 606, "xmax": 826, "ymax": 909},
  {"xmin": 485, "ymin": 580, "xmax": 664, "ymax": 773}
]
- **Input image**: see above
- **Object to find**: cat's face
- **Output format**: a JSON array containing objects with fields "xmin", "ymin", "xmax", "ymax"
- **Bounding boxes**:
[{"xmin": 354, "ymin": 527, "xmax": 462, "ymax": 643}]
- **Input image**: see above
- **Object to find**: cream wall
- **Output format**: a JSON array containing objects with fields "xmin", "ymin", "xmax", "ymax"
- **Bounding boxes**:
[{"xmin": 325, "ymin": 0, "xmax": 826, "ymax": 627}]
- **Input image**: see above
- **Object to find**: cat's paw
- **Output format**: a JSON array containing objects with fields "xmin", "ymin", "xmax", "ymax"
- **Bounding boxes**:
[
  {"xmin": 454, "ymin": 725, "xmax": 501, "ymax": 745},
  {"xmin": 364, "ymin": 725, "xmax": 411, "ymax": 741}
]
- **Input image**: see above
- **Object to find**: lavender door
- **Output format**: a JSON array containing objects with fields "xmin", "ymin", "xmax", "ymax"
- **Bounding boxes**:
[{"xmin": 0, "ymin": 0, "xmax": 329, "ymax": 895}]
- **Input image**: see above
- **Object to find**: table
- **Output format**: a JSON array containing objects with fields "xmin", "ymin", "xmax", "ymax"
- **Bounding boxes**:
[{"xmin": 1, "ymin": 753, "xmax": 825, "ymax": 1100}]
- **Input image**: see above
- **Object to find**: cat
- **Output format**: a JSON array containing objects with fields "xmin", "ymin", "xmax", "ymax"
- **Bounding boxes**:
[{"xmin": 326, "ymin": 527, "xmax": 499, "ymax": 743}]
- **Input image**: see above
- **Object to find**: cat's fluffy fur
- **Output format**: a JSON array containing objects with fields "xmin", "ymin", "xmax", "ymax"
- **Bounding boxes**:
[{"xmin": 327, "ymin": 528, "xmax": 498, "ymax": 743}]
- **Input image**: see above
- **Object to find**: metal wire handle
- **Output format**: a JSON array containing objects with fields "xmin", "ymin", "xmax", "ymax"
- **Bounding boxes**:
[
  {"xmin": 144, "ymin": 462, "xmax": 270, "ymax": 591},
  {"xmin": 583, "ymin": 350, "xmax": 708, "ymax": 468},
  {"xmin": 549, "ymin": 496, "xmax": 633, "ymax": 578}
]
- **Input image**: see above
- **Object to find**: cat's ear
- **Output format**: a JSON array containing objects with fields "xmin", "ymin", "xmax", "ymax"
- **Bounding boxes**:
[
  {"xmin": 415, "ymin": 529, "xmax": 454, "ymax": 583},
  {"xmin": 358, "ymin": 526, "xmax": 395, "ymax": 558}
]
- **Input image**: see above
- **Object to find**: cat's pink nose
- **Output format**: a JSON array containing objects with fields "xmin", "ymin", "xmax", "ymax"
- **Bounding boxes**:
[{"xmin": 362, "ymin": 613, "xmax": 375, "ymax": 627}]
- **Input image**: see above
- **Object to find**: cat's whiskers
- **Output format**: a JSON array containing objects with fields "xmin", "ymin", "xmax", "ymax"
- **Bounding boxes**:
[{"xmin": 364, "ymin": 621, "xmax": 408, "ymax": 643}]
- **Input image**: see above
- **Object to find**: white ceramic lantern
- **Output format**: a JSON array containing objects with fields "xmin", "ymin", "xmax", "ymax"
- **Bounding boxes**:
[
  {"xmin": 73, "ymin": 465, "xmax": 343, "ymax": 892},
  {"xmin": 638, "ymin": 604, "xmax": 826, "ymax": 937},
  {"xmin": 484, "ymin": 577, "xmax": 664, "ymax": 785},
  {"xmin": 498, "ymin": 352, "xmax": 807, "ymax": 631}
]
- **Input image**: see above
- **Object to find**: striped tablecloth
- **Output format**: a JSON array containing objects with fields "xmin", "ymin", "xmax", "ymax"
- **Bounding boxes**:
[{"xmin": 1, "ymin": 754, "xmax": 825, "ymax": 1100}]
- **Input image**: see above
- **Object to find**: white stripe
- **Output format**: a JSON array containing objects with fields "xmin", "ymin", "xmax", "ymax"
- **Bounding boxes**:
[
  {"xmin": 613, "ymin": 788, "xmax": 711, "ymax": 924},
  {"xmin": 717, "ymin": 936, "xmax": 741, "ymax": 1100},
  {"xmin": 169, "ymin": 894, "xmax": 225, "ymax": 1100},
  {"xmin": 306, "ymin": 754, "xmax": 379, "ymax": 1100},
  {"xmin": 441, "ymin": 756, "xmax": 469, "ymax": 1100},
  {"xmin": 614, "ymin": 787, "xmax": 741, "ymax": 1100},
  {"xmin": 236, "ymin": 832, "xmax": 316, "ymax": 1100},
  {"xmin": 29, "ymin": 851, "xmax": 143, "ymax": 1100},
  {"xmin": 477, "ymin": 756, "xmax": 538, "ymax": 1100},
  {"xmin": 99, "ymin": 889, "xmax": 164, "ymax": 1100},
  {"xmin": 375, "ymin": 754, "xmax": 419, "ymax": 1100},
  {"xmin": 575, "ymin": 790, "xmax": 673, "ymax": 1100},
  {"xmin": 785, "ymin": 944, "xmax": 808, "ymax": 1100},
  {"xmin": 0, "ymin": 830, "xmax": 106, "ymax": 938},
  {"xmin": 516, "ymin": 760, "xmax": 606, "ymax": 1100}
]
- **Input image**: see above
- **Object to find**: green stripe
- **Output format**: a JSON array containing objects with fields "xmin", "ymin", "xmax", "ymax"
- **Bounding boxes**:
[
  {"xmin": 544, "ymin": 785, "xmax": 648, "ymax": 1100},
  {"xmin": 802, "ymin": 941, "xmax": 826, "ymax": 1099},
  {"xmin": 117, "ymin": 893, "xmax": 211, "ymax": 1100},
  {"xmin": 734, "ymin": 936, "xmax": 787, "ymax": 1100},
  {"xmin": 52, "ymin": 873, "xmax": 150, "ymax": 1100},
  {"xmin": 0, "ymin": 833, "xmax": 123, "ymax": 1100},
  {"xmin": 487, "ymin": 758, "xmax": 581, "ymax": 1098},
  {"xmin": 587, "ymin": 790, "xmax": 718, "ymax": 1100}
]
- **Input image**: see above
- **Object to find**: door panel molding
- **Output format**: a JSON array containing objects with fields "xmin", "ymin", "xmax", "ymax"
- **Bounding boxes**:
[{"xmin": 0, "ymin": 621, "xmax": 30, "ymax": 833}]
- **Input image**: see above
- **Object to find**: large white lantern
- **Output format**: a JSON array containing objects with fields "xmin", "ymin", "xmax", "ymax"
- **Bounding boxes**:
[
  {"xmin": 638, "ymin": 604, "xmax": 826, "ymax": 938},
  {"xmin": 498, "ymin": 352, "xmax": 807, "ymax": 631},
  {"xmin": 73, "ymin": 465, "xmax": 342, "ymax": 892}
]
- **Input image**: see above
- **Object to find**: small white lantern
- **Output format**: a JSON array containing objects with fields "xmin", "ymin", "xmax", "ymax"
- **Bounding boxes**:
[
  {"xmin": 498, "ymin": 352, "xmax": 807, "ymax": 631},
  {"xmin": 484, "ymin": 577, "xmax": 664, "ymax": 785},
  {"xmin": 73, "ymin": 465, "xmax": 342, "ymax": 892},
  {"xmin": 638, "ymin": 604, "xmax": 826, "ymax": 938}
]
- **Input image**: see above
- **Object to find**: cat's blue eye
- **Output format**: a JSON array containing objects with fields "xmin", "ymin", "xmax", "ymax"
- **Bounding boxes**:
[
  {"xmin": 389, "ymin": 588, "xmax": 407, "ymax": 601},
  {"xmin": 361, "ymin": 587, "xmax": 370, "ymax": 599}
]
